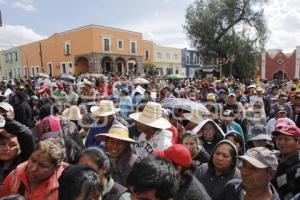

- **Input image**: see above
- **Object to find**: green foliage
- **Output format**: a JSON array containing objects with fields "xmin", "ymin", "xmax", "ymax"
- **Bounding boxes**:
[
  {"xmin": 144, "ymin": 60, "xmax": 158, "ymax": 76},
  {"xmin": 184, "ymin": 0, "xmax": 267, "ymax": 79}
]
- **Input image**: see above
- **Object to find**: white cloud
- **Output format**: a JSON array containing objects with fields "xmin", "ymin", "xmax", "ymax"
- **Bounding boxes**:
[
  {"xmin": 0, "ymin": 25, "xmax": 45, "ymax": 50},
  {"xmin": 0, "ymin": 0, "xmax": 6, "ymax": 5},
  {"xmin": 12, "ymin": 0, "xmax": 37, "ymax": 12}
]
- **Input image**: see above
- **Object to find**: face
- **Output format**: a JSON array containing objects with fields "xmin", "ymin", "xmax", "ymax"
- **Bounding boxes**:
[
  {"xmin": 182, "ymin": 136, "xmax": 198, "ymax": 156},
  {"xmin": 106, "ymin": 138, "xmax": 127, "ymax": 159},
  {"xmin": 200, "ymin": 123, "xmax": 215, "ymax": 141},
  {"xmin": 212, "ymin": 144, "xmax": 233, "ymax": 172},
  {"xmin": 276, "ymin": 134, "xmax": 299, "ymax": 156},
  {"xmin": 185, "ymin": 121, "xmax": 198, "ymax": 131},
  {"xmin": 226, "ymin": 135, "xmax": 241, "ymax": 153},
  {"xmin": 26, "ymin": 150, "xmax": 56, "ymax": 184},
  {"xmin": 0, "ymin": 137, "xmax": 20, "ymax": 161},
  {"xmin": 277, "ymin": 112, "xmax": 287, "ymax": 118},
  {"xmin": 253, "ymin": 140, "xmax": 267, "ymax": 147},
  {"xmin": 239, "ymin": 160, "xmax": 273, "ymax": 191},
  {"xmin": 79, "ymin": 154, "xmax": 107, "ymax": 179},
  {"xmin": 129, "ymin": 187, "xmax": 161, "ymax": 200}
]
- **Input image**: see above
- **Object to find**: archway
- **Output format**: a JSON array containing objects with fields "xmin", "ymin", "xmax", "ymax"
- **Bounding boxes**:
[
  {"xmin": 101, "ymin": 57, "xmax": 113, "ymax": 73},
  {"xmin": 273, "ymin": 70, "xmax": 288, "ymax": 80},
  {"xmin": 115, "ymin": 57, "xmax": 126, "ymax": 75},
  {"xmin": 127, "ymin": 58, "xmax": 137, "ymax": 75},
  {"xmin": 75, "ymin": 57, "xmax": 89, "ymax": 75}
]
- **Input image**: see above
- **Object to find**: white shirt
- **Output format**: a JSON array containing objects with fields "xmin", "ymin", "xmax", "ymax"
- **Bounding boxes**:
[{"xmin": 135, "ymin": 129, "xmax": 172, "ymax": 159}]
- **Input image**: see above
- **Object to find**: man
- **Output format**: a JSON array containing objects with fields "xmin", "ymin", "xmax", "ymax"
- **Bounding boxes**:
[
  {"xmin": 85, "ymin": 100, "xmax": 120, "ymax": 148},
  {"xmin": 270, "ymin": 93, "xmax": 293, "ymax": 119},
  {"xmin": 222, "ymin": 110, "xmax": 244, "ymax": 138},
  {"xmin": 219, "ymin": 147, "xmax": 280, "ymax": 200},
  {"xmin": 272, "ymin": 125, "xmax": 300, "ymax": 199},
  {"xmin": 129, "ymin": 102, "xmax": 173, "ymax": 159},
  {"xmin": 127, "ymin": 156, "xmax": 178, "ymax": 200},
  {"xmin": 13, "ymin": 91, "xmax": 32, "ymax": 128},
  {"xmin": 65, "ymin": 85, "xmax": 78, "ymax": 106}
]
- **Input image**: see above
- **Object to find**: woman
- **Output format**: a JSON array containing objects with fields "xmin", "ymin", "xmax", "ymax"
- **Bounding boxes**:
[
  {"xmin": 0, "ymin": 139, "xmax": 66, "ymax": 200},
  {"xmin": 0, "ymin": 135, "xmax": 22, "ymax": 183},
  {"xmin": 193, "ymin": 119, "xmax": 225, "ymax": 155},
  {"xmin": 224, "ymin": 130, "xmax": 245, "ymax": 155},
  {"xmin": 58, "ymin": 165, "xmax": 102, "ymax": 200},
  {"xmin": 195, "ymin": 139, "xmax": 240, "ymax": 200},
  {"xmin": 95, "ymin": 124, "xmax": 138, "ymax": 187},
  {"xmin": 79, "ymin": 147, "xmax": 131, "ymax": 200},
  {"xmin": 180, "ymin": 131, "xmax": 209, "ymax": 166}
]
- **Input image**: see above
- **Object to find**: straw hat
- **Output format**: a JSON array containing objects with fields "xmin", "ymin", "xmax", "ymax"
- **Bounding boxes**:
[
  {"xmin": 183, "ymin": 110, "xmax": 204, "ymax": 124},
  {"xmin": 129, "ymin": 102, "xmax": 171, "ymax": 129},
  {"xmin": 90, "ymin": 100, "xmax": 119, "ymax": 117},
  {"xmin": 62, "ymin": 105, "xmax": 83, "ymax": 121},
  {"xmin": 95, "ymin": 123, "xmax": 136, "ymax": 143}
]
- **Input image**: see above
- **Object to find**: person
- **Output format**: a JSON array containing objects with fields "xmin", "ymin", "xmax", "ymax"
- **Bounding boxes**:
[
  {"xmin": 272, "ymin": 125, "xmax": 300, "ymax": 199},
  {"xmin": 58, "ymin": 165, "xmax": 102, "ymax": 200},
  {"xmin": 52, "ymin": 83, "xmax": 66, "ymax": 104},
  {"xmin": 222, "ymin": 110, "xmax": 244, "ymax": 139},
  {"xmin": 129, "ymin": 102, "xmax": 173, "ymax": 159},
  {"xmin": 0, "ymin": 139, "xmax": 66, "ymax": 200},
  {"xmin": 218, "ymin": 147, "xmax": 279, "ymax": 200},
  {"xmin": 192, "ymin": 119, "xmax": 225, "ymax": 155},
  {"xmin": 247, "ymin": 125, "xmax": 275, "ymax": 150},
  {"xmin": 245, "ymin": 101, "xmax": 267, "ymax": 130},
  {"xmin": 266, "ymin": 105, "xmax": 295, "ymax": 135},
  {"xmin": 78, "ymin": 112, "xmax": 96, "ymax": 144},
  {"xmin": 183, "ymin": 110, "xmax": 204, "ymax": 131},
  {"xmin": 86, "ymin": 100, "xmax": 121, "ymax": 148},
  {"xmin": 225, "ymin": 130, "xmax": 245, "ymax": 155},
  {"xmin": 127, "ymin": 156, "xmax": 178, "ymax": 200},
  {"xmin": 65, "ymin": 85, "xmax": 78, "ymax": 106},
  {"xmin": 155, "ymin": 144, "xmax": 211, "ymax": 200},
  {"xmin": 0, "ymin": 134, "xmax": 22, "ymax": 183},
  {"xmin": 0, "ymin": 194, "xmax": 25, "ymax": 200},
  {"xmin": 195, "ymin": 140, "xmax": 240, "ymax": 199},
  {"xmin": 180, "ymin": 131, "xmax": 209, "ymax": 166},
  {"xmin": 29, "ymin": 95, "xmax": 39, "ymax": 125},
  {"xmin": 118, "ymin": 88, "xmax": 132, "ymax": 119},
  {"xmin": 79, "ymin": 147, "xmax": 131, "ymax": 200},
  {"xmin": 12, "ymin": 91, "xmax": 32, "ymax": 128},
  {"xmin": 270, "ymin": 93, "xmax": 293, "ymax": 119},
  {"xmin": 95, "ymin": 123, "xmax": 138, "ymax": 186}
]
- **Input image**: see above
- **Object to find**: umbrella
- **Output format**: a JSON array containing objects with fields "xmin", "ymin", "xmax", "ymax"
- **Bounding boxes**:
[
  {"xmin": 57, "ymin": 74, "xmax": 75, "ymax": 82},
  {"xmin": 165, "ymin": 74, "xmax": 185, "ymax": 80},
  {"xmin": 37, "ymin": 73, "xmax": 49, "ymax": 79},
  {"xmin": 34, "ymin": 78, "xmax": 52, "ymax": 87},
  {"xmin": 89, "ymin": 73, "xmax": 107, "ymax": 79},
  {"xmin": 133, "ymin": 77, "xmax": 149, "ymax": 85},
  {"xmin": 160, "ymin": 98, "xmax": 210, "ymax": 114}
]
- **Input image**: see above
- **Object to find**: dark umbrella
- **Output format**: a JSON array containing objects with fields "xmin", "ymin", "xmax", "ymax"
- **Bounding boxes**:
[
  {"xmin": 160, "ymin": 98, "xmax": 210, "ymax": 114},
  {"xmin": 57, "ymin": 74, "xmax": 75, "ymax": 82}
]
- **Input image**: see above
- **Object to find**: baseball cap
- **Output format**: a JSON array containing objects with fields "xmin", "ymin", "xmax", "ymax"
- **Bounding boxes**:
[
  {"xmin": 238, "ymin": 147, "xmax": 278, "ymax": 171},
  {"xmin": 272, "ymin": 125, "xmax": 300, "ymax": 138},
  {"xmin": 275, "ymin": 118, "xmax": 295, "ymax": 129},
  {"xmin": 240, "ymin": 96, "xmax": 248, "ymax": 102},
  {"xmin": 228, "ymin": 93, "xmax": 236, "ymax": 97},
  {"xmin": 278, "ymin": 93, "xmax": 288, "ymax": 100},
  {"xmin": 121, "ymin": 88, "xmax": 129, "ymax": 95},
  {"xmin": 0, "ymin": 102, "xmax": 14, "ymax": 113},
  {"xmin": 223, "ymin": 110, "xmax": 234, "ymax": 117},
  {"xmin": 276, "ymin": 106, "xmax": 287, "ymax": 113},
  {"xmin": 38, "ymin": 115, "xmax": 62, "ymax": 139},
  {"xmin": 248, "ymin": 125, "xmax": 271, "ymax": 142},
  {"xmin": 154, "ymin": 144, "xmax": 192, "ymax": 168}
]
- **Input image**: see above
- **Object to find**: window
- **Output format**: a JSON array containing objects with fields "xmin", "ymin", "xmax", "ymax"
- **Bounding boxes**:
[
  {"xmin": 145, "ymin": 50, "xmax": 150, "ymax": 60},
  {"xmin": 47, "ymin": 62, "xmax": 53, "ymax": 76},
  {"xmin": 174, "ymin": 54, "xmax": 178, "ymax": 60},
  {"xmin": 166, "ymin": 53, "xmax": 170, "ymax": 60},
  {"xmin": 176, "ymin": 70, "xmax": 179, "ymax": 74},
  {"xmin": 157, "ymin": 52, "xmax": 162, "ymax": 59},
  {"xmin": 186, "ymin": 55, "xmax": 190, "ymax": 64},
  {"xmin": 61, "ymin": 63, "xmax": 66, "ymax": 74},
  {"xmin": 64, "ymin": 41, "xmax": 71, "ymax": 55},
  {"xmin": 68, "ymin": 62, "xmax": 73, "ymax": 74},
  {"xmin": 32, "ymin": 68, "xmax": 35, "ymax": 76},
  {"xmin": 36, "ymin": 67, "xmax": 39, "ymax": 74},
  {"xmin": 166, "ymin": 68, "xmax": 173, "ymax": 75},
  {"xmin": 15, "ymin": 52, "xmax": 18, "ymax": 61},
  {"xmin": 117, "ymin": 40, "xmax": 123, "ymax": 49},
  {"xmin": 130, "ymin": 41, "xmax": 137, "ymax": 54},
  {"xmin": 103, "ymin": 37, "xmax": 111, "ymax": 52},
  {"xmin": 5, "ymin": 54, "xmax": 8, "ymax": 63},
  {"xmin": 9, "ymin": 53, "xmax": 13, "ymax": 62}
]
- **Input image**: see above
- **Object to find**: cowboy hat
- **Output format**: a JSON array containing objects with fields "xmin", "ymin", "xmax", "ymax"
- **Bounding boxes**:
[
  {"xmin": 95, "ymin": 123, "xmax": 136, "ymax": 143},
  {"xmin": 62, "ymin": 105, "xmax": 83, "ymax": 121},
  {"xmin": 183, "ymin": 110, "xmax": 204, "ymax": 124},
  {"xmin": 129, "ymin": 102, "xmax": 171, "ymax": 129},
  {"xmin": 90, "ymin": 100, "xmax": 120, "ymax": 117}
]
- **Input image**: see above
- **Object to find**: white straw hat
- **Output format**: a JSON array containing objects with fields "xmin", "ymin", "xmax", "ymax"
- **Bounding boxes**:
[
  {"xmin": 90, "ymin": 100, "xmax": 119, "ymax": 117},
  {"xmin": 183, "ymin": 110, "xmax": 204, "ymax": 124},
  {"xmin": 129, "ymin": 102, "xmax": 171, "ymax": 129},
  {"xmin": 95, "ymin": 123, "xmax": 136, "ymax": 143},
  {"xmin": 62, "ymin": 105, "xmax": 83, "ymax": 121}
]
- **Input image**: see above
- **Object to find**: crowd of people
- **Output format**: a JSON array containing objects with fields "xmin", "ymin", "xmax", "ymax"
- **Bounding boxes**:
[{"xmin": 0, "ymin": 73, "xmax": 299, "ymax": 200}]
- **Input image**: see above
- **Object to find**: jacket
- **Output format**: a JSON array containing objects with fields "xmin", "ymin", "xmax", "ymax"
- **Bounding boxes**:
[
  {"xmin": 195, "ymin": 140, "xmax": 241, "ymax": 200},
  {"xmin": 192, "ymin": 145, "xmax": 210, "ymax": 166},
  {"xmin": 225, "ymin": 130, "xmax": 246, "ymax": 155},
  {"xmin": 192, "ymin": 119, "xmax": 225, "ymax": 155},
  {"xmin": 14, "ymin": 101, "xmax": 32, "ymax": 128},
  {"xmin": 102, "ymin": 177, "xmax": 130, "ymax": 200},
  {"xmin": 0, "ymin": 161, "xmax": 64, "ymax": 200}
]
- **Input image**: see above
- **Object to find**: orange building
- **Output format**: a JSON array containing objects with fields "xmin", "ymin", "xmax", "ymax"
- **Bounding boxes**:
[{"xmin": 19, "ymin": 24, "xmax": 154, "ymax": 77}]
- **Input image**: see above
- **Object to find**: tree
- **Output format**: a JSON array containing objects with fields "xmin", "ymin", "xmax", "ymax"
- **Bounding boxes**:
[
  {"xmin": 143, "ymin": 60, "xmax": 158, "ymax": 76},
  {"xmin": 184, "ymin": 0, "xmax": 267, "ymax": 79}
]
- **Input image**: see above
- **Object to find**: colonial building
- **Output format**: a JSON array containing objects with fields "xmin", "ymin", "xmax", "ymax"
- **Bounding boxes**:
[
  {"xmin": 5, "ymin": 24, "xmax": 154, "ymax": 78},
  {"xmin": 257, "ymin": 46, "xmax": 300, "ymax": 80},
  {"xmin": 0, "ymin": 47, "xmax": 21, "ymax": 79},
  {"xmin": 153, "ymin": 45, "xmax": 182, "ymax": 76}
]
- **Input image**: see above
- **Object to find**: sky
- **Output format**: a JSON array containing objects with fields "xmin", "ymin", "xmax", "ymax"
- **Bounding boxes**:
[{"xmin": 0, "ymin": 0, "xmax": 300, "ymax": 52}]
